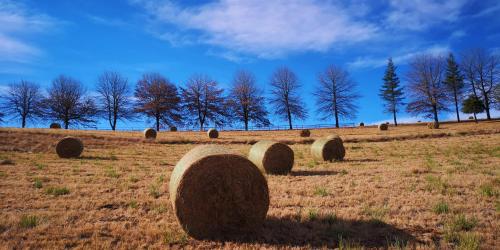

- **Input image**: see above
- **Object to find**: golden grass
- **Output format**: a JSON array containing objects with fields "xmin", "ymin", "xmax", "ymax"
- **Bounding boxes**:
[{"xmin": 0, "ymin": 121, "xmax": 498, "ymax": 248}]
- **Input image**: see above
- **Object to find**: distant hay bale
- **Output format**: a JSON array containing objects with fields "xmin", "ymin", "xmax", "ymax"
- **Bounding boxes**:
[
  {"xmin": 143, "ymin": 128, "xmax": 157, "ymax": 139},
  {"xmin": 170, "ymin": 126, "xmax": 177, "ymax": 132},
  {"xmin": 248, "ymin": 140, "xmax": 294, "ymax": 175},
  {"xmin": 169, "ymin": 145, "xmax": 269, "ymax": 239},
  {"xmin": 50, "ymin": 123, "xmax": 61, "ymax": 129},
  {"xmin": 207, "ymin": 128, "xmax": 219, "ymax": 139},
  {"xmin": 299, "ymin": 129, "xmax": 310, "ymax": 137},
  {"xmin": 427, "ymin": 122, "xmax": 439, "ymax": 129},
  {"xmin": 56, "ymin": 137, "xmax": 83, "ymax": 158},
  {"xmin": 311, "ymin": 135, "xmax": 345, "ymax": 162},
  {"xmin": 359, "ymin": 122, "xmax": 365, "ymax": 127},
  {"xmin": 378, "ymin": 123, "xmax": 388, "ymax": 131},
  {"xmin": 468, "ymin": 116, "xmax": 474, "ymax": 120}
]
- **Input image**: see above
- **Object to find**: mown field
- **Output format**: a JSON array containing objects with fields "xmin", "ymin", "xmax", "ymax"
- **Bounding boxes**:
[{"xmin": 0, "ymin": 121, "xmax": 499, "ymax": 249}]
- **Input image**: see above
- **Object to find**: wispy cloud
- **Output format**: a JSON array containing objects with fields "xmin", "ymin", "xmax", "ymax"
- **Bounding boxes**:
[
  {"xmin": 385, "ymin": 0, "xmax": 468, "ymax": 31},
  {"xmin": 86, "ymin": 14, "xmax": 128, "ymax": 28},
  {"xmin": 0, "ymin": 0, "xmax": 58, "ymax": 63},
  {"xmin": 133, "ymin": 0, "xmax": 378, "ymax": 58},
  {"xmin": 348, "ymin": 45, "xmax": 450, "ymax": 69}
]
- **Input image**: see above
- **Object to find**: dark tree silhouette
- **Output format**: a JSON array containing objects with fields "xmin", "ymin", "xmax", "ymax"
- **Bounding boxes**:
[
  {"xmin": 314, "ymin": 65, "xmax": 359, "ymax": 128},
  {"xmin": 406, "ymin": 54, "xmax": 449, "ymax": 123},
  {"xmin": 228, "ymin": 70, "xmax": 270, "ymax": 130},
  {"xmin": 134, "ymin": 73, "xmax": 181, "ymax": 131},
  {"xmin": 43, "ymin": 75, "xmax": 98, "ymax": 129},
  {"xmin": 96, "ymin": 71, "xmax": 133, "ymax": 131},
  {"xmin": 379, "ymin": 58, "xmax": 404, "ymax": 126},
  {"xmin": 460, "ymin": 48, "xmax": 499, "ymax": 120},
  {"xmin": 180, "ymin": 74, "xmax": 228, "ymax": 131},
  {"xmin": 444, "ymin": 53, "xmax": 465, "ymax": 122},
  {"xmin": 2, "ymin": 80, "xmax": 44, "ymax": 128},
  {"xmin": 462, "ymin": 95, "xmax": 484, "ymax": 123},
  {"xmin": 269, "ymin": 67, "xmax": 307, "ymax": 130}
]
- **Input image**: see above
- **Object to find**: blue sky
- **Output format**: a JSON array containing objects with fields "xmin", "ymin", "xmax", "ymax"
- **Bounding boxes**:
[{"xmin": 1, "ymin": 0, "xmax": 499, "ymax": 129}]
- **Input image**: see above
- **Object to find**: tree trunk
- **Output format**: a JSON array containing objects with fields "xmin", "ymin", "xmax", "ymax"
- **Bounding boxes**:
[
  {"xmin": 287, "ymin": 107, "xmax": 293, "ymax": 130},
  {"xmin": 244, "ymin": 120, "xmax": 248, "ymax": 131},
  {"xmin": 454, "ymin": 91, "xmax": 460, "ymax": 122},
  {"xmin": 112, "ymin": 113, "xmax": 117, "ymax": 131},
  {"xmin": 432, "ymin": 104, "xmax": 439, "ymax": 123},
  {"xmin": 156, "ymin": 115, "xmax": 160, "ymax": 131},
  {"xmin": 334, "ymin": 109, "xmax": 339, "ymax": 128},
  {"xmin": 21, "ymin": 116, "xmax": 26, "ymax": 128},
  {"xmin": 473, "ymin": 113, "xmax": 478, "ymax": 123},
  {"xmin": 393, "ymin": 110, "xmax": 398, "ymax": 127},
  {"xmin": 483, "ymin": 92, "xmax": 491, "ymax": 120}
]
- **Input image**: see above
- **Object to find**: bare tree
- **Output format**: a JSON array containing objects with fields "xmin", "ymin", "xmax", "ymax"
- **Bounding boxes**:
[
  {"xmin": 228, "ymin": 70, "xmax": 270, "ymax": 130},
  {"xmin": 2, "ymin": 80, "xmax": 44, "ymax": 128},
  {"xmin": 43, "ymin": 75, "xmax": 98, "ymax": 129},
  {"xmin": 406, "ymin": 54, "xmax": 449, "ymax": 123},
  {"xmin": 269, "ymin": 67, "xmax": 307, "ymax": 129},
  {"xmin": 180, "ymin": 74, "xmax": 228, "ymax": 131},
  {"xmin": 96, "ymin": 71, "xmax": 133, "ymax": 131},
  {"xmin": 461, "ymin": 48, "xmax": 499, "ymax": 120},
  {"xmin": 134, "ymin": 73, "xmax": 181, "ymax": 131},
  {"xmin": 314, "ymin": 65, "xmax": 360, "ymax": 128}
]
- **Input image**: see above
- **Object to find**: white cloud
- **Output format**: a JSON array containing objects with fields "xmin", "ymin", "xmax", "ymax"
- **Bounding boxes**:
[
  {"xmin": 0, "ymin": 0, "xmax": 57, "ymax": 63},
  {"xmin": 86, "ymin": 15, "xmax": 128, "ymax": 28},
  {"xmin": 386, "ymin": 0, "xmax": 468, "ymax": 31},
  {"xmin": 133, "ymin": 0, "xmax": 378, "ymax": 58},
  {"xmin": 348, "ymin": 45, "xmax": 450, "ymax": 69}
]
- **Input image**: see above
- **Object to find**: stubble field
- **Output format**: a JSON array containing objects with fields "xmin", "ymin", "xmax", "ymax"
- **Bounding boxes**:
[{"xmin": 0, "ymin": 121, "xmax": 499, "ymax": 249}]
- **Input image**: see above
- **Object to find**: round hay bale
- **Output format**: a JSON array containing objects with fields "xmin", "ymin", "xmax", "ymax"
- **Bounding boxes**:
[
  {"xmin": 170, "ymin": 145, "xmax": 269, "ymax": 239},
  {"xmin": 299, "ymin": 129, "xmax": 310, "ymax": 137},
  {"xmin": 468, "ymin": 116, "xmax": 474, "ymax": 120},
  {"xmin": 311, "ymin": 136, "xmax": 345, "ymax": 162},
  {"xmin": 50, "ymin": 123, "xmax": 61, "ymax": 129},
  {"xmin": 56, "ymin": 137, "xmax": 83, "ymax": 158},
  {"xmin": 359, "ymin": 122, "xmax": 364, "ymax": 127},
  {"xmin": 378, "ymin": 123, "xmax": 388, "ymax": 131},
  {"xmin": 207, "ymin": 128, "xmax": 219, "ymax": 139},
  {"xmin": 170, "ymin": 126, "xmax": 177, "ymax": 132},
  {"xmin": 427, "ymin": 122, "xmax": 439, "ymax": 129},
  {"xmin": 248, "ymin": 140, "xmax": 294, "ymax": 175},
  {"xmin": 143, "ymin": 128, "xmax": 157, "ymax": 139}
]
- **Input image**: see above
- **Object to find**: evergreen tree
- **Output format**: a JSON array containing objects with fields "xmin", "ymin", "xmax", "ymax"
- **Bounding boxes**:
[
  {"xmin": 461, "ymin": 95, "xmax": 484, "ymax": 123},
  {"xmin": 379, "ymin": 58, "xmax": 404, "ymax": 126},
  {"xmin": 443, "ymin": 53, "xmax": 465, "ymax": 122}
]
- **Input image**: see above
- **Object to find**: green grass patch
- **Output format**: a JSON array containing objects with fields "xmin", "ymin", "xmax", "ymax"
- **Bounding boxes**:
[
  {"xmin": 19, "ymin": 215, "xmax": 39, "ymax": 228},
  {"xmin": 425, "ymin": 175, "xmax": 450, "ymax": 194},
  {"xmin": 45, "ymin": 186, "xmax": 70, "ymax": 196},
  {"xmin": 479, "ymin": 184, "xmax": 498, "ymax": 198},
  {"xmin": 33, "ymin": 178, "xmax": 42, "ymax": 189},
  {"xmin": 433, "ymin": 200, "xmax": 450, "ymax": 214},
  {"xmin": 314, "ymin": 187, "xmax": 329, "ymax": 197}
]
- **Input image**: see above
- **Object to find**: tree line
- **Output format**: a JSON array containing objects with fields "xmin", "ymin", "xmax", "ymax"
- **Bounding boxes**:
[{"xmin": 0, "ymin": 48, "xmax": 499, "ymax": 131}]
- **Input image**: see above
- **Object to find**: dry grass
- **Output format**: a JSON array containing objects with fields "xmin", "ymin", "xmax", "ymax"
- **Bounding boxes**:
[{"xmin": 0, "ymin": 121, "xmax": 498, "ymax": 248}]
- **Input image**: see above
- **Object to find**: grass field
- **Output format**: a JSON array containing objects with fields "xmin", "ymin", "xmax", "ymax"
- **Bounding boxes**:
[{"xmin": 0, "ymin": 121, "xmax": 499, "ymax": 249}]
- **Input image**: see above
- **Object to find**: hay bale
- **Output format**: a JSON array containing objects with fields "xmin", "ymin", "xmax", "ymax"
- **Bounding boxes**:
[
  {"xmin": 427, "ymin": 122, "xmax": 439, "ymax": 129},
  {"xmin": 311, "ymin": 135, "xmax": 345, "ymax": 161},
  {"xmin": 50, "ymin": 123, "xmax": 61, "ymax": 129},
  {"xmin": 170, "ymin": 145, "xmax": 269, "ymax": 239},
  {"xmin": 299, "ymin": 129, "xmax": 310, "ymax": 137},
  {"xmin": 143, "ymin": 128, "xmax": 157, "ymax": 139},
  {"xmin": 359, "ymin": 122, "xmax": 364, "ymax": 127},
  {"xmin": 378, "ymin": 123, "xmax": 388, "ymax": 131},
  {"xmin": 170, "ymin": 126, "xmax": 177, "ymax": 132},
  {"xmin": 56, "ymin": 137, "xmax": 83, "ymax": 158},
  {"xmin": 207, "ymin": 128, "xmax": 219, "ymax": 139},
  {"xmin": 468, "ymin": 116, "xmax": 474, "ymax": 120},
  {"xmin": 248, "ymin": 140, "xmax": 294, "ymax": 175}
]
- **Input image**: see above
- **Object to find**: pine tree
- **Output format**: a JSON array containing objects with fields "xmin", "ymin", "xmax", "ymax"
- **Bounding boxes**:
[
  {"xmin": 462, "ymin": 95, "xmax": 484, "ymax": 123},
  {"xmin": 443, "ymin": 53, "xmax": 465, "ymax": 122},
  {"xmin": 380, "ymin": 58, "xmax": 404, "ymax": 126}
]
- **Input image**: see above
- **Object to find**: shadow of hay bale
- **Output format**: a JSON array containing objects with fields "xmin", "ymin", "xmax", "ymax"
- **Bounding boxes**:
[{"xmin": 207, "ymin": 215, "xmax": 418, "ymax": 248}]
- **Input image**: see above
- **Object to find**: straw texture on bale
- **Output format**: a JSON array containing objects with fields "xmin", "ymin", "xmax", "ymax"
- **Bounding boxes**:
[
  {"xmin": 56, "ymin": 137, "xmax": 83, "ymax": 158},
  {"xmin": 50, "ymin": 123, "xmax": 61, "ymax": 129},
  {"xmin": 378, "ymin": 123, "xmax": 388, "ymax": 131},
  {"xmin": 207, "ymin": 128, "xmax": 219, "ymax": 138},
  {"xmin": 427, "ymin": 122, "xmax": 439, "ymax": 129},
  {"xmin": 311, "ymin": 136, "xmax": 345, "ymax": 161},
  {"xmin": 170, "ymin": 145, "xmax": 269, "ymax": 239},
  {"xmin": 248, "ymin": 140, "xmax": 294, "ymax": 175},
  {"xmin": 359, "ymin": 122, "xmax": 364, "ymax": 127},
  {"xmin": 299, "ymin": 129, "xmax": 310, "ymax": 137},
  {"xmin": 170, "ymin": 126, "xmax": 177, "ymax": 132},
  {"xmin": 143, "ymin": 128, "xmax": 157, "ymax": 139}
]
